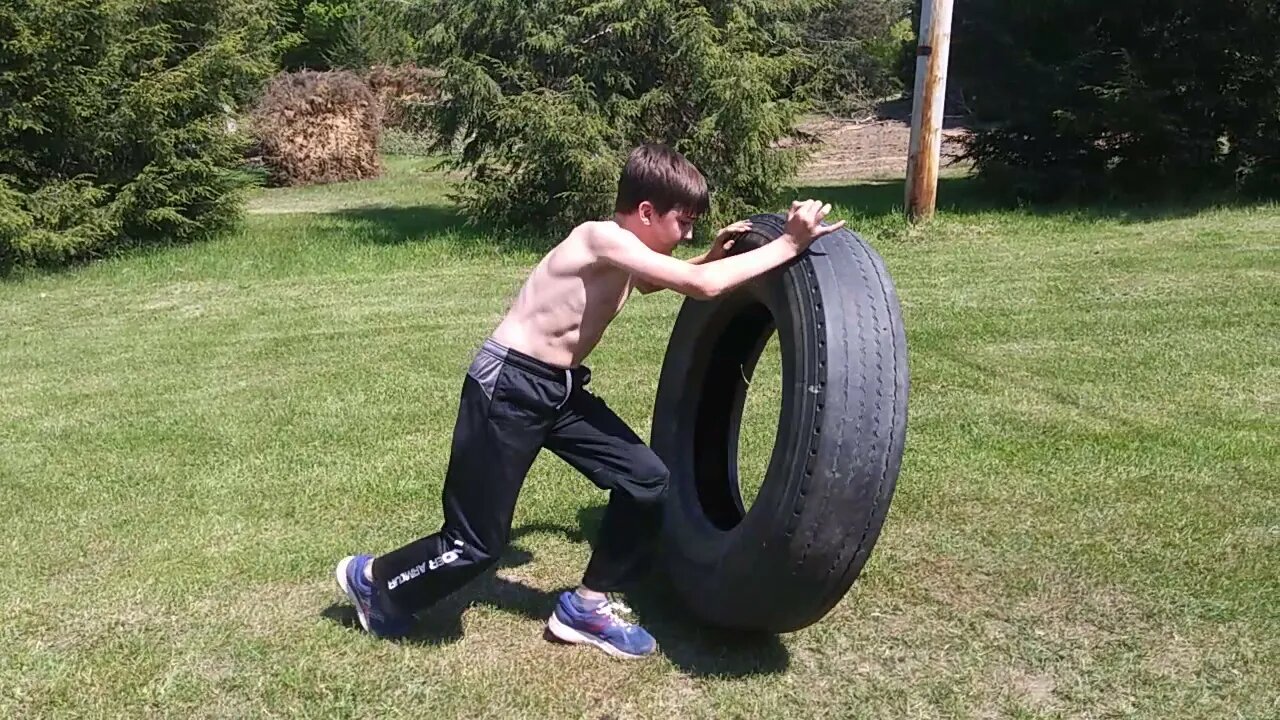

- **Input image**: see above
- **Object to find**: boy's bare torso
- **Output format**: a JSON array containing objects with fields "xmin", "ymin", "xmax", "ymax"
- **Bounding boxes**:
[{"xmin": 491, "ymin": 221, "xmax": 635, "ymax": 368}]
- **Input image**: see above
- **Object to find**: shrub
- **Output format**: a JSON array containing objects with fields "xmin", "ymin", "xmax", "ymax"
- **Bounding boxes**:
[
  {"xmin": 363, "ymin": 64, "xmax": 443, "ymax": 129},
  {"xmin": 335, "ymin": 1, "xmax": 426, "ymax": 70},
  {"xmin": 381, "ymin": 128, "xmax": 436, "ymax": 157},
  {"xmin": 802, "ymin": 0, "xmax": 915, "ymax": 117},
  {"xmin": 279, "ymin": 0, "xmax": 355, "ymax": 70},
  {"xmin": 369, "ymin": 64, "xmax": 441, "ymax": 159},
  {"xmin": 950, "ymin": 0, "xmax": 1280, "ymax": 200},
  {"xmin": 412, "ymin": 0, "xmax": 816, "ymax": 236},
  {"xmin": 249, "ymin": 70, "xmax": 383, "ymax": 187},
  {"xmin": 280, "ymin": 0, "xmax": 423, "ymax": 71},
  {"xmin": 0, "ymin": 0, "xmax": 281, "ymax": 272}
]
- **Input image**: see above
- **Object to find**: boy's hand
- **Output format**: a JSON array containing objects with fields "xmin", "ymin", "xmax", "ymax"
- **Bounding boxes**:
[
  {"xmin": 706, "ymin": 220, "xmax": 752, "ymax": 262},
  {"xmin": 782, "ymin": 199, "xmax": 845, "ymax": 252}
]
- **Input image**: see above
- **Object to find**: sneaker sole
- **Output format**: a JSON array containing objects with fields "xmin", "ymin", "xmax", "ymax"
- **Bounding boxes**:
[
  {"xmin": 334, "ymin": 556, "xmax": 372, "ymax": 634},
  {"xmin": 546, "ymin": 612, "xmax": 652, "ymax": 660}
]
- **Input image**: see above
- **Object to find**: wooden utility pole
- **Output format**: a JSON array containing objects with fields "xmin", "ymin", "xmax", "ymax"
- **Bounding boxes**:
[{"xmin": 905, "ymin": 0, "xmax": 955, "ymax": 222}]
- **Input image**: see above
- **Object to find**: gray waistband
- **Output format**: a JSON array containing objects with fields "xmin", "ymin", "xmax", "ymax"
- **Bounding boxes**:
[{"xmin": 477, "ymin": 338, "xmax": 573, "ymax": 408}]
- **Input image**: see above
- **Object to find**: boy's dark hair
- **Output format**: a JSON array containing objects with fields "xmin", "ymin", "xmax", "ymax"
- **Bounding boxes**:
[{"xmin": 614, "ymin": 144, "xmax": 710, "ymax": 217}]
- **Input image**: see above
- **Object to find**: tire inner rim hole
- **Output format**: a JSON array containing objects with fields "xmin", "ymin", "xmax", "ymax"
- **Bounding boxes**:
[{"xmin": 692, "ymin": 301, "xmax": 782, "ymax": 531}]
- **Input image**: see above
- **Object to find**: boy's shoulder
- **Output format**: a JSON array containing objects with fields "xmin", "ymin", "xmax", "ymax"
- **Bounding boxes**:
[
  {"xmin": 546, "ymin": 220, "xmax": 622, "ymax": 266},
  {"xmin": 571, "ymin": 218, "xmax": 618, "ymax": 238},
  {"xmin": 569, "ymin": 219, "xmax": 640, "ymax": 250},
  {"xmin": 549, "ymin": 220, "xmax": 646, "ymax": 278}
]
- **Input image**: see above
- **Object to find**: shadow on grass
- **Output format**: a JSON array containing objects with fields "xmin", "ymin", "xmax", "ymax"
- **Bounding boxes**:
[
  {"xmin": 320, "ymin": 539, "xmax": 553, "ymax": 648},
  {"xmin": 9, "ymin": 176, "xmax": 1267, "ymax": 282},
  {"xmin": 619, "ymin": 574, "xmax": 791, "ymax": 678},
  {"xmin": 329, "ymin": 204, "xmax": 553, "ymax": 252},
  {"xmin": 794, "ymin": 175, "xmax": 1269, "ymax": 224},
  {"xmin": 568, "ymin": 505, "xmax": 790, "ymax": 678},
  {"xmin": 0, "ymin": 202, "xmax": 546, "ymax": 283},
  {"xmin": 322, "ymin": 504, "xmax": 790, "ymax": 678},
  {"xmin": 318, "ymin": 538, "xmax": 550, "ymax": 645},
  {"xmin": 321, "ymin": 547, "xmax": 557, "ymax": 648}
]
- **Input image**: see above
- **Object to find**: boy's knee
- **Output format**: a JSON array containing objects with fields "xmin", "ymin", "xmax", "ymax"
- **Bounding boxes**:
[
  {"xmin": 629, "ymin": 453, "xmax": 670, "ymax": 502},
  {"xmin": 447, "ymin": 527, "xmax": 506, "ymax": 569}
]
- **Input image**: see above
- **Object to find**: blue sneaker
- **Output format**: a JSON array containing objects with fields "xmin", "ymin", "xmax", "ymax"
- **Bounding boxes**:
[
  {"xmin": 335, "ymin": 555, "xmax": 413, "ymax": 638},
  {"xmin": 546, "ymin": 591, "xmax": 657, "ymax": 659}
]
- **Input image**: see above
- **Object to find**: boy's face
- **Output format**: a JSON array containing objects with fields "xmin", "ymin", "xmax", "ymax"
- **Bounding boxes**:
[{"xmin": 640, "ymin": 202, "xmax": 697, "ymax": 253}]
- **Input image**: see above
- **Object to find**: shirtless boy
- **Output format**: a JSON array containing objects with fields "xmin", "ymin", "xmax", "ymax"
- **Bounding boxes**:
[{"xmin": 336, "ymin": 143, "xmax": 844, "ymax": 659}]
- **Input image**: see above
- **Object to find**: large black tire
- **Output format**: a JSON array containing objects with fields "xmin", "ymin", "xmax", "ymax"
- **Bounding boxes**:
[{"xmin": 650, "ymin": 213, "xmax": 909, "ymax": 633}]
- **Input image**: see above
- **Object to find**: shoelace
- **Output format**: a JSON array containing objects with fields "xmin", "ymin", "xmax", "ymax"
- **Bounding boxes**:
[{"xmin": 594, "ymin": 599, "xmax": 635, "ymax": 625}]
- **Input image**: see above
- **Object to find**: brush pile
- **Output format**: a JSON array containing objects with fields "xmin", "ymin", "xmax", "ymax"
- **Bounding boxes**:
[{"xmin": 250, "ymin": 70, "xmax": 382, "ymax": 186}]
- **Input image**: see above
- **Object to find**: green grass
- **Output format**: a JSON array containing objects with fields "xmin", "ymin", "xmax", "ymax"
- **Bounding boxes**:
[{"xmin": 2, "ymin": 156, "xmax": 1278, "ymax": 718}]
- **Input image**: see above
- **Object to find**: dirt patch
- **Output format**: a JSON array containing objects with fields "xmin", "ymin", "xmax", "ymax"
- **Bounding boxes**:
[
  {"xmin": 794, "ymin": 112, "xmax": 970, "ymax": 183},
  {"xmin": 1012, "ymin": 670, "xmax": 1059, "ymax": 708}
]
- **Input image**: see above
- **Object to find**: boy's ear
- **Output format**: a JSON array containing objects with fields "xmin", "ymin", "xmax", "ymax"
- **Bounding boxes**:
[{"xmin": 638, "ymin": 200, "xmax": 654, "ymax": 225}]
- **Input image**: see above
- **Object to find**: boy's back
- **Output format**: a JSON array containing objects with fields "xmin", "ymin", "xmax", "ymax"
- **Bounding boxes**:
[{"xmin": 492, "ymin": 221, "xmax": 637, "ymax": 369}]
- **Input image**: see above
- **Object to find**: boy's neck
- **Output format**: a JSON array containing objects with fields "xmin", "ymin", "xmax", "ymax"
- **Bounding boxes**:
[
  {"xmin": 613, "ymin": 213, "xmax": 656, "ymax": 250},
  {"xmin": 613, "ymin": 212, "xmax": 642, "ymax": 235}
]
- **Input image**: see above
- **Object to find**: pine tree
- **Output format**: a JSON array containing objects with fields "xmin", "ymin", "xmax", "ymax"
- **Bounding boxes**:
[
  {"xmin": 410, "ymin": 0, "xmax": 821, "ymax": 236},
  {"xmin": 0, "ymin": 0, "xmax": 283, "ymax": 272},
  {"xmin": 950, "ymin": 0, "xmax": 1280, "ymax": 200}
]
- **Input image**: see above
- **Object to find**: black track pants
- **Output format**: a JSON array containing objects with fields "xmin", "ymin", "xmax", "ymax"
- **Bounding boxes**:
[{"xmin": 371, "ymin": 338, "xmax": 670, "ymax": 615}]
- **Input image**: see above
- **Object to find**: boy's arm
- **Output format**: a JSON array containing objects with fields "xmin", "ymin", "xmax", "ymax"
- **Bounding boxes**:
[
  {"xmin": 599, "ymin": 201, "xmax": 843, "ymax": 300},
  {"xmin": 632, "ymin": 221, "xmax": 752, "ymax": 295},
  {"xmin": 687, "ymin": 220, "xmax": 753, "ymax": 267},
  {"xmin": 632, "ymin": 277, "xmax": 662, "ymax": 295}
]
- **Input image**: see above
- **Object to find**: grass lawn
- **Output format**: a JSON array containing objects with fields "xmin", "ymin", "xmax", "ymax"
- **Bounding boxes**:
[{"xmin": 2, "ymin": 156, "xmax": 1277, "ymax": 718}]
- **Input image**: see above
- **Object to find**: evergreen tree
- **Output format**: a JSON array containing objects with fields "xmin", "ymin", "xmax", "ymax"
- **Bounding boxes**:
[
  {"xmin": 801, "ymin": 0, "xmax": 914, "ymax": 116},
  {"xmin": 0, "ymin": 0, "xmax": 283, "ymax": 272},
  {"xmin": 950, "ymin": 0, "xmax": 1280, "ymax": 200},
  {"xmin": 411, "ymin": 0, "xmax": 820, "ymax": 236}
]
